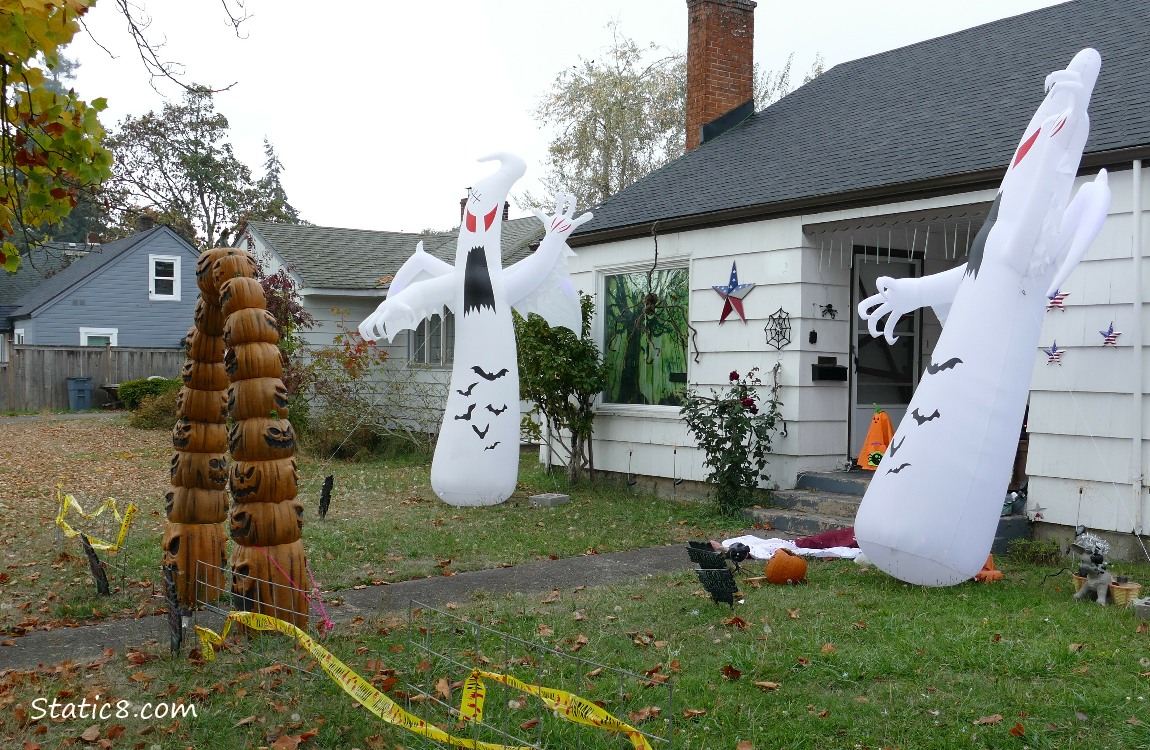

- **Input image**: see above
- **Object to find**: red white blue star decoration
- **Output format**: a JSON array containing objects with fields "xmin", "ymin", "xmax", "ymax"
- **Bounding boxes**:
[
  {"xmin": 1041, "ymin": 341, "xmax": 1063, "ymax": 365},
  {"xmin": 1046, "ymin": 289, "xmax": 1069, "ymax": 311},
  {"xmin": 712, "ymin": 261, "xmax": 756, "ymax": 324},
  {"xmin": 1099, "ymin": 322, "xmax": 1121, "ymax": 346}
]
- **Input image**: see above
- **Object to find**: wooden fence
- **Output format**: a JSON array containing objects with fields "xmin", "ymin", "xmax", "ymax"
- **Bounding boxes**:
[{"xmin": 1, "ymin": 345, "xmax": 185, "ymax": 413}]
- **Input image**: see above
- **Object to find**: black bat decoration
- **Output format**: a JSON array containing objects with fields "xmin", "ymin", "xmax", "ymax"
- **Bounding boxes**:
[
  {"xmin": 926, "ymin": 357, "xmax": 964, "ymax": 375},
  {"xmin": 456, "ymin": 382, "xmax": 479, "ymax": 397},
  {"xmin": 80, "ymin": 534, "xmax": 110, "ymax": 596},
  {"xmin": 911, "ymin": 408, "xmax": 941, "ymax": 425},
  {"xmin": 454, "ymin": 404, "xmax": 476, "ymax": 421},
  {"xmin": 887, "ymin": 462, "xmax": 912, "ymax": 474},
  {"xmin": 888, "ymin": 436, "xmax": 905, "ymax": 457},
  {"xmin": 472, "ymin": 424, "xmax": 491, "ymax": 439},
  {"xmin": 318, "ymin": 474, "xmax": 334, "ymax": 520},
  {"xmin": 484, "ymin": 442, "xmax": 501, "ymax": 451},
  {"xmin": 485, "ymin": 404, "xmax": 508, "ymax": 416},
  {"xmin": 472, "ymin": 366, "xmax": 509, "ymax": 381}
]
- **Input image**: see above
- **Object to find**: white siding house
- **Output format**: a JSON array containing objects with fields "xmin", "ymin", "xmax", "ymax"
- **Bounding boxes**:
[{"xmin": 567, "ymin": 0, "xmax": 1150, "ymax": 554}]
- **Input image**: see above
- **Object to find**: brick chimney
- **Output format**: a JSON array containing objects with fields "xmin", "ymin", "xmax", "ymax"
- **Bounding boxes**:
[{"xmin": 685, "ymin": 0, "xmax": 756, "ymax": 151}]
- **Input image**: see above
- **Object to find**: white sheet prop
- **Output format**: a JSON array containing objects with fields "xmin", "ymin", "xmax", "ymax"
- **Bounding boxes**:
[
  {"xmin": 721, "ymin": 535, "xmax": 861, "ymax": 561},
  {"xmin": 854, "ymin": 49, "xmax": 1111, "ymax": 586},
  {"xmin": 359, "ymin": 154, "xmax": 591, "ymax": 506}
]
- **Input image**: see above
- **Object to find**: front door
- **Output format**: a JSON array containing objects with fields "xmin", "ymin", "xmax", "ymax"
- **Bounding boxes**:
[{"xmin": 850, "ymin": 257, "xmax": 921, "ymax": 461}]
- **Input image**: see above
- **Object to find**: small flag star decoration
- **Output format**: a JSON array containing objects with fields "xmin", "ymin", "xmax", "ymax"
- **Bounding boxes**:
[
  {"xmin": 712, "ymin": 261, "xmax": 756, "ymax": 324},
  {"xmin": 1099, "ymin": 322, "xmax": 1121, "ymax": 346},
  {"xmin": 1046, "ymin": 289, "xmax": 1069, "ymax": 311},
  {"xmin": 1041, "ymin": 341, "xmax": 1063, "ymax": 365}
]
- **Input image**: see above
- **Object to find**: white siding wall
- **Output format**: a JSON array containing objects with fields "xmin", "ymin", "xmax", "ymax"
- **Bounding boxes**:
[{"xmin": 1027, "ymin": 165, "xmax": 1150, "ymax": 534}]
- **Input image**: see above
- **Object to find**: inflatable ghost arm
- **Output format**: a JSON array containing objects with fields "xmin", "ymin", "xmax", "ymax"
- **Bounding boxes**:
[
  {"xmin": 359, "ymin": 272, "xmax": 455, "ymax": 342},
  {"xmin": 388, "ymin": 241, "xmax": 453, "ymax": 296},
  {"xmin": 504, "ymin": 193, "xmax": 593, "ymax": 335},
  {"xmin": 857, "ymin": 264, "xmax": 967, "ymax": 343},
  {"xmin": 1045, "ymin": 169, "xmax": 1110, "ymax": 296}
]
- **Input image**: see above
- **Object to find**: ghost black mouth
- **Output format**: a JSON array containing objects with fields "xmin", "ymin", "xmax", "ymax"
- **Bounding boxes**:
[{"xmin": 463, "ymin": 246, "xmax": 496, "ymax": 315}]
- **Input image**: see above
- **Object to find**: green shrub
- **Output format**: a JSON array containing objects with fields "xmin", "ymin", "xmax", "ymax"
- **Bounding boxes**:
[
  {"xmin": 129, "ymin": 389, "xmax": 180, "ymax": 430},
  {"xmin": 1006, "ymin": 537, "xmax": 1063, "ymax": 566},
  {"xmin": 118, "ymin": 377, "xmax": 181, "ymax": 410}
]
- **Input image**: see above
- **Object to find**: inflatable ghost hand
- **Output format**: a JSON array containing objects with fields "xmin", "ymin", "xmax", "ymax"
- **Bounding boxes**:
[
  {"xmin": 530, "ymin": 193, "xmax": 594, "ymax": 245},
  {"xmin": 359, "ymin": 298, "xmax": 417, "ymax": 342},
  {"xmin": 857, "ymin": 276, "xmax": 924, "ymax": 344}
]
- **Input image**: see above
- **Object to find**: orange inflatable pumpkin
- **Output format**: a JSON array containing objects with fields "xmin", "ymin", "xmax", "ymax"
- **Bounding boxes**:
[{"xmin": 764, "ymin": 548, "xmax": 808, "ymax": 585}]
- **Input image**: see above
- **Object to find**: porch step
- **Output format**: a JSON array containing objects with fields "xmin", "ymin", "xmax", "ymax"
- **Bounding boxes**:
[{"xmin": 743, "ymin": 470, "xmax": 872, "ymax": 538}]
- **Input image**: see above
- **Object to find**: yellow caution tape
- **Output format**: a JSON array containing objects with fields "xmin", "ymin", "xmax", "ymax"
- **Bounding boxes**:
[
  {"xmin": 196, "ymin": 611, "xmax": 654, "ymax": 750},
  {"xmin": 54, "ymin": 488, "xmax": 137, "ymax": 553}
]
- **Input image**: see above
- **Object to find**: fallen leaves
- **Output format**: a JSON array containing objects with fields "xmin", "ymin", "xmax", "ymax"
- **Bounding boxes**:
[
  {"xmin": 722, "ymin": 616, "xmax": 748, "ymax": 629},
  {"xmin": 720, "ymin": 664, "xmax": 741, "ymax": 680},
  {"xmin": 974, "ymin": 713, "xmax": 1004, "ymax": 726},
  {"xmin": 754, "ymin": 681, "xmax": 780, "ymax": 691}
]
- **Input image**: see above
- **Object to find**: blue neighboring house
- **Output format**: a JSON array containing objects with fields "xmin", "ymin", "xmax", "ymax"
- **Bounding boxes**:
[{"xmin": 5, "ymin": 226, "xmax": 200, "ymax": 349}]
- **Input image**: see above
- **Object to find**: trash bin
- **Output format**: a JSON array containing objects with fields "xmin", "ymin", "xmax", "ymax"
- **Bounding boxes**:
[{"xmin": 66, "ymin": 376, "xmax": 94, "ymax": 411}]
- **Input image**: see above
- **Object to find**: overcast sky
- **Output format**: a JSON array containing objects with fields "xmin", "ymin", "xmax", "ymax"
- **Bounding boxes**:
[{"xmin": 65, "ymin": 0, "xmax": 1068, "ymax": 233}]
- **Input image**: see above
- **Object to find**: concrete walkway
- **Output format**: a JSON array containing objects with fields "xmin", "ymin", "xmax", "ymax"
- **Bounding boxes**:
[{"xmin": 0, "ymin": 544, "xmax": 690, "ymax": 671}]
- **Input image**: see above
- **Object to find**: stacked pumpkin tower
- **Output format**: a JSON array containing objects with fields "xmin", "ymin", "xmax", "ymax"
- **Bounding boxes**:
[{"xmin": 162, "ymin": 247, "xmax": 309, "ymax": 628}]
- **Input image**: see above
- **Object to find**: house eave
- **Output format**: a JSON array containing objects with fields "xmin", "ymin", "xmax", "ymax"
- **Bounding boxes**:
[
  {"xmin": 569, "ymin": 145, "xmax": 1150, "ymax": 247},
  {"xmin": 299, "ymin": 287, "xmax": 388, "ymax": 298}
]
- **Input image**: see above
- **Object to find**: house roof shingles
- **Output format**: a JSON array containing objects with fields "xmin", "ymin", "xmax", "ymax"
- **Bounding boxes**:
[
  {"xmin": 575, "ymin": 0, "xmax": 1150, "ymax": 241},
  {"xmin": 245, "ymin": 217, "xmax": 545, "ymax": 291},
  {"xmin": 10, "ymin": 228, "xmax": 172, "ymax": 318}
]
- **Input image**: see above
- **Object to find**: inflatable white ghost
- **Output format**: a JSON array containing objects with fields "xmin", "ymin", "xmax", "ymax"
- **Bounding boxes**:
[
  {"xmin": 359, "ymin": 154, "xmax": 591, "ymax": 506},
  {"xmin": 855, "ymin": 49, "xmax": 1111, "ymax": 586}
]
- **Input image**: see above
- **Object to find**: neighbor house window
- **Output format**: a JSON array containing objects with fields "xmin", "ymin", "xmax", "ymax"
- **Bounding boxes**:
[
  {"xmin": 80, "ymin": 327, "xmax": 118, "ymax": 347},
  {"xmin": 602, "ymin": 267, "xmax": 690, "ymax": 406},
  {"xmin": 149, "ymin": 255, "xmax": 181, "ymax": 300},
  {"xmin": 411, "ymin": 313, "xmax": 454, "ymax": 366},
  {"xmin": 14, "ymin": 328, "xmax": 24, "ymax": 344}
]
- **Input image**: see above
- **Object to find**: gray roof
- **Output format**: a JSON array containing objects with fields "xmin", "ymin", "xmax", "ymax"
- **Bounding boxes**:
[
  {"xmin": 0, "ymin": 245, "xmax": 78, "ymax": 307},
  {"xmin": 10, "ymin": 227, "xmax": 189, "ymax": 318},
  {"xmin": 245, "ymin": 217, "xmax": 545, "ymax": 291},
  {"xmin": 574, "ymin": 0, "xmax": 1150, "ymax": 242}
]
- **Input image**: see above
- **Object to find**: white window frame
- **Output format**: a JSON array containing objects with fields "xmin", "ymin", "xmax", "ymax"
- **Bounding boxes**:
[
  {"xmin": 595, "ymin": 261, "xmax": 692, "ymax": 414},
  {"xmin": 409, "ymin": 312, "xmax": 454, "ymax": 367},
  {"xmin": 80, "ymin": 327, "xmax": 118, "ymax": 347},
  {"xmin": 14, "ymin": 328, "xmax": 24, "ymax": 345},
  {"xmin": 149, "ymin": 254, "xmax": 181, "ymax": 301}
]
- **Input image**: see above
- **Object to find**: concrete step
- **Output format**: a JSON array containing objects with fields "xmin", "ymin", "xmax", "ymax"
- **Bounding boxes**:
[
  {"xmin": 743, "ymin": 507, "xmax": 854, "ymax": 538},
  {"xmin": 794, "ymin": 470, "xmax": 872, "ymax": 497},
  {"xmin": 768, "ymin": 488, "xmax": 863, "ymax": 520}
]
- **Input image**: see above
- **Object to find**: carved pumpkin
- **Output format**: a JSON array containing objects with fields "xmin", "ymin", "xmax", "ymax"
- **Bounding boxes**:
[
  {"xmin": 170, "ymin": 450, "xmax": 229, "ymax": 490},
  {"xmin": 162, "ymin": 521, "xmax": 228, "ymax": 604},
  {"xmin": 184, "ymin": 328, "xmax": 225, "ymax": 362},
  {"xmin": 225, "ymin": 342, "xmax": 285, "ymax": 380},
  {"xmin": 171, "ymin": 418, "xmax": 228, "ymax": 454},
  {"xmin": 764, "ymin": 548, "xmax": 808, "ymax": 585},
  {"xmin": 175, "ymin": 387, "xmax": 228, "ymax": 424},
  {"xmin": 194, "ymin": 296, "xmax": 227, "ymax": 336},
  {"xmin": 220, "ymin": 276, "xmax": 267, "ymax": 318},
  {"xmin": 196, "ymin": 248, "xmax": 233, "ymax": 298},
  {"xmin": 181, "ymin": 360, "xmax": 229, "ymax": 391},
  {"xmin": 224, "ymin": 308, "xmax": 280, "ymax": 347},
  {"xmin": 228, "ymin": 417, "xmax": 296, "ymax": 462},
  {"xmin": 229, "ymin": 458, "xmax": 299, "ymax": 504},
  {"xmin": 228, "ymin": 378, "xmax": 289, "ymax": 420},
  {"xmin": 211, "ymin": 251, "xmax": 258, "ymax": 286},
  {"xmin": 230, "ymin": 540, "xmax": 309, "ymax": 628},
  {"xmin": 229, "ymin": 499, "xmax": 304, "ymax": 547},
  {"xmin": 165, "ymin": 486, "xmax": 229, "ymax": 525}
]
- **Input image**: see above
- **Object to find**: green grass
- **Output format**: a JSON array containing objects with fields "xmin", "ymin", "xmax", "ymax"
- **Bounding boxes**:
[{"xmin": 4, "ymin": 558, "xmax": 1149, "ymax": 749}]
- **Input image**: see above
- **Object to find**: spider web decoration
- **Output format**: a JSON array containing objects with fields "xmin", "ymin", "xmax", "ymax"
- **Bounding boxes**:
[{"xmin": 764, "ymin": 308, "xmax": 792, "ymax": 350}]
